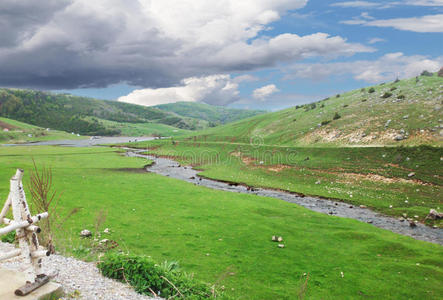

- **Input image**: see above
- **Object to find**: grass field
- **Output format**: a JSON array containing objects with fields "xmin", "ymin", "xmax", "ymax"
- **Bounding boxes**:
[
  {"xmin": 0, "ymin": 117, "xmax": 86, "ymax": 144},
  {"xmin": 126, "ymin": 139, "xmax": 443, "ymax": 228},
  {"xmin": 0, "ymin": 146, "xmax": 442, "ymax": 299}
]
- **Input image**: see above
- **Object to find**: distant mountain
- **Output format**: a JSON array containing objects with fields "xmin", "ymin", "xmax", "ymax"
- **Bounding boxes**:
[
  {"xmin": 155, "ymin": 102, "xmax": 265, "ymax": 126},
  {"xmin": 0, "ymin": 89, "xmax": 207, "ymax": 136},
  {"xmin": 189, "ymin": 73, "xmax": 443, "ymax": 147}
]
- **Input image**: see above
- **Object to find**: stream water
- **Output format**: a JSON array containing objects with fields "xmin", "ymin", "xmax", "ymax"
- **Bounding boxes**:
[{"xmin": 126, "ymin": 149, "xmax": 443, "ymax": 245}]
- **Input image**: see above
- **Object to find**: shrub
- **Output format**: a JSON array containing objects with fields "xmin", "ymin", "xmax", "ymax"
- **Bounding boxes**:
[
  {"xmin": 394, "ymin": 78, "xmax": 400, "ymax": 83},
  {"xmin": 343, "ymin": 104, "xmax": 348, "ymax": 108},
  {"xmin": 321, "ymin": 120, "xmax": 331, "ymax": 126},
  {"xmin": 381, "ymin": 92, "xmax": 392, "ymax": 98},
  {"xmin": 438, "ymin": 67, "xmax": 443, "ymax": 77},
  {"xmin": 368, "ymin": 87, "xmax": 375, "ymax": 93},
  {"xmin": 420, "ymin": 70, "xmax": 433, "ymax": 77},
  {"xmin": 397, "ymin": 95, "xmax": 406, "ymax": 100},
  {"xmin": 360, "ymin": 88, "xmax": 365, "ymax": 92},
  {"xmin": 1, "ymin": 231, "xmax": 15, "ymax": 243},
  {"xmin": 336, "ymin": 94, "xmax": 340, "ymax": 98},
  {"xmin": 361, "ymin": 99, "xmax": 367, "ymax": 102},
  {"xmin": 98, "ymin": 253, "xmax": 222, "ymax": 299},
  {"xmin": 390, "ymin": 87, "xmax": 397, "ymax": 91},
  {"xmin": 333, "ymin": 112, "xmax": 341, "ymax": 120}
]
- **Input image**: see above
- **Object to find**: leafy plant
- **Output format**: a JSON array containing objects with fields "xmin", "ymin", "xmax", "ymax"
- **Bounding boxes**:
[
  {"xmin": 1, "ymin": 231, "xmax": 15, "ymax": 243},
  {"xmin": 368, "ymin": 87, "xmax": 375, "ymax": 93},
  {"xmin": 98, "ymin": 253, "xmax": 224, "ymax": 299}
]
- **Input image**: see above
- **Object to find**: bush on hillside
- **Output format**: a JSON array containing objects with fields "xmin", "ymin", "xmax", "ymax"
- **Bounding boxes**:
[
  {"xmin": 397, "ymin": 95, "xmax": 406, "ymax": 100},
  {"xmin": 98, "ymin": 253, "xmax": 223, "ymax": 299},
  {"xmin": 420, "ymin": 70, "xmax": 433, "ymax": 77},
  {"xmin": 333, "ymin": 112, "xmax": 341, "ymax": 120},
  {"xmin": 321, "ymin": 120, "xmax": 331, "ymax": 126},
  {"xmin": 381, "ymin": 92, "xmax": 393, "ymax": 98},
  {"xmin": 368, "ymin": 87, "xmax": 375, "ymax": 93},
  {"xmin": 438, "ymin": 67, "xmax": 443, "ymax": 77}
]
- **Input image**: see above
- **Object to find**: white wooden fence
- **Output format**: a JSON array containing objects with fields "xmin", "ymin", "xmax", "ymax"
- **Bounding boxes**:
[{"xmin": 0, "ymin": 169, "xmax": 51, "ymax": 296}]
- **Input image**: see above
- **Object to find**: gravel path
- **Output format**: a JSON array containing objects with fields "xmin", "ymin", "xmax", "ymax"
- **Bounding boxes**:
[{"xmin": 0, "ymin": 242, "xmax": 155, "ymax": 300}]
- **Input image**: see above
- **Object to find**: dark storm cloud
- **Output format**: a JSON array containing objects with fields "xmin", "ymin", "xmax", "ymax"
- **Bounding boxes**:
[{"xmin": 0, "ymin": 0, "xmax": 372, "ymax": 91}]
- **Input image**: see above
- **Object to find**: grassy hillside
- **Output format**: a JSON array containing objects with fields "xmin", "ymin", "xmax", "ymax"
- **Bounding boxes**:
[
  {"xmin": 155, "ymin": 101, "xmax": 265, "ymax": 126},
  {"xmin": 85, "ymin": 117, "xmax": 191, "ymax": 137},
  {"xmin": 0, "ymin": 88, "xmax": 208, "ymax": 136},
  {"xmin": 0, "ymin": 117, "xmax": 84, "ymax": 143},
  {"xmin": 1, "ymin": 146, "xmax": 442, "ymax": 299},
  {"xmin": 127, "ymin": 74, "xmax": 443, "ymax": 226},
  {"xmin": 191, "ymin": 74, "xmax": 443, "ymax": 147}
]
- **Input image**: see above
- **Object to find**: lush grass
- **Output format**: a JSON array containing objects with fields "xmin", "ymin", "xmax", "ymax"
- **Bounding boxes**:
[
  {"xmin": 0, "ymin": 146, "xmax": 442, "ymax": 299},
  {"xmin": 189, "ymin": 75, "xmax": 443, "ymax": 147},
  {"xmin": 127, "ymin": 139, "xmax": 443, "ymax": 227},
  {"xmin": 0, "ymin": 117, "xmax": 86, "ymax": 144}
]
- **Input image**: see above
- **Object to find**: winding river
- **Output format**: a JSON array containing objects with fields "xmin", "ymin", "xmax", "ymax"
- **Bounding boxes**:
[{"xmin": 3, "ymin": 137, "xmax": 442, "ymax": 245}]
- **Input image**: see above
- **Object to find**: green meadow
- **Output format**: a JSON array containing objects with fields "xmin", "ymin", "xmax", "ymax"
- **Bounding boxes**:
[
  {"xmin": 0, "ymin": 117, "xmax": 86, "ymax": 144},
  {"xmin": 126, "ymin": 139, "xmax": 443, "ymax": 227},
  {"xmin": 0, "ymin": 146, "xmax": 442, "ymax": 299}
]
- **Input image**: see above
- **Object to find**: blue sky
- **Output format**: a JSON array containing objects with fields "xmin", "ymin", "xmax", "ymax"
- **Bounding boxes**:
[{"xmin": 1, "ymin": 1, "xmax": 442, "ymax": 110}]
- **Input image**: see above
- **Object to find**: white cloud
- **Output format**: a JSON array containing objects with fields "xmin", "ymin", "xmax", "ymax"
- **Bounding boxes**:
[
  {"xmin": 253, "ymin": 84, "xmax": 280, "ymax": 100},
  {"xmin": 368, "ymin": 37, "xmax": 386, "ymax": 44},
  {"xmin": 0, "ymin": 0, "xmax": 373, "ymax": 90},
  {"xmin": 118, "ymin": 74, "xmax": 240, "ymax": 106},
  {"xmin": 331, "ymin": 1, "xmax": 381, "ymax": 8},
  {"xmin": 284, "ymin": 52, "xmax": 443, "ymax": 83},
  {"xmin": 332, "ymin": 0, "xmax": 443, "ymax": 8},
  {"xmin": 232, "ymin": 75, "xmax": 260, "ymax": 84},
  {"xmin": 365, "ymin": 15, "xmax": 443, "ymax": 33}
]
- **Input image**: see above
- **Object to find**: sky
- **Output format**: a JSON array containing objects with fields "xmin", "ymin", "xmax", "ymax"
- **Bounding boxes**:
[{"xmin": 0, "ymin": 1, "xmax": 442, "ymax": 111}]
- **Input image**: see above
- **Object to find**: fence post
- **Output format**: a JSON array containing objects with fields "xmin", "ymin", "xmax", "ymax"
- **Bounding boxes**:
[{"xmin": 0, "ymin": 169, "xmax": 51, "ymax": 295}]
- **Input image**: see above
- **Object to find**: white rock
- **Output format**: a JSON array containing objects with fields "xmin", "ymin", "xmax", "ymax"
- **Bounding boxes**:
[{"xmin": 80, "ymin": 229, "xmax": 92, "ymax": 237}]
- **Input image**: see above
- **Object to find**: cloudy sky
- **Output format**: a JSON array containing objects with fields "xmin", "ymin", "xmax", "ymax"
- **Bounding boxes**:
[{"xmin": 1, "ymin": 1, "xmax": 442, "ymax": 110}]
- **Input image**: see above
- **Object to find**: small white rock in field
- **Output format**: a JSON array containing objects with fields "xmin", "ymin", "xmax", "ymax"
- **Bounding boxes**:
[
  {"xmin": 340, "ymin": 271, "xmax": 344, "ymax": 278},
  {"xmin": 80, "ymin": 229, "xmax": 92, "ymax": 238},
  {"xmin": 103, "ymin": 228, "xmax": 110, "ymax": 234},
  {"xmin": 389, "ymin": 205, "xmax": 393, "ymax": 208},
  {"xmin": 278, "ymin": 244, "xmax": 285, "ymax": 248}
]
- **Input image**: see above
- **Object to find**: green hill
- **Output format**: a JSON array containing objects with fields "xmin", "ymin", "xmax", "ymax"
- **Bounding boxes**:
[
  {"xmin": 191, "ymin": 74, "xmax": 443, "ymax": 147},
  {"xmin": 155, "ymin": 101, "xmax": 265, "ymax": 126},
  {"xmin": 0, "ymin": 88, "xmax": 208, "ymax": 136},
  {"xmin": 0, "ymin": 117, "xmax": 84, "ymax": 143}
]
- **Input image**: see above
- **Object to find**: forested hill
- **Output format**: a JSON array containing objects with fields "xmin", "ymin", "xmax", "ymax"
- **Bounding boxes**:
[
  {"xmin": 0, "ymin": 89, "xmax": 207, "ymax": 136},
  {"xmin": 155, "ymin": 102, "xmax": 265, "ymax": 125}
]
